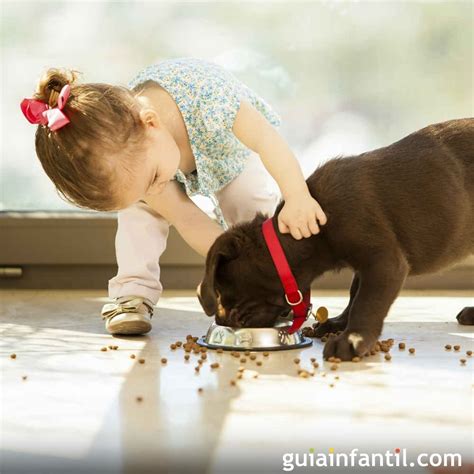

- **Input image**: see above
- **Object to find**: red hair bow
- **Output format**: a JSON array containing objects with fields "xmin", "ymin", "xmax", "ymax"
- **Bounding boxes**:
[{"xmin": 20, "ymin": 84, "xmax": 71, "ymax": 132}]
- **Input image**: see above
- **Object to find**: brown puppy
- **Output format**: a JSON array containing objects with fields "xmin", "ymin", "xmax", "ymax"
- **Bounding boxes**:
[{"xmin": 198, "ymin": 118, "xmax": 474, "ymax": 360}]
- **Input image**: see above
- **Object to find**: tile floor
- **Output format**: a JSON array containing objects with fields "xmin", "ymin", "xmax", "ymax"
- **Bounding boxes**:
[{"xmin": 1, "ymin": 289, "xmax": 473, "ymax": 474}]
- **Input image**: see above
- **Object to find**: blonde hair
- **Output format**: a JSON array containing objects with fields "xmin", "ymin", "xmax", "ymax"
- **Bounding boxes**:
[{"xmin": 32, "ymin": 67, "xmax": 148, "ymax": 211}]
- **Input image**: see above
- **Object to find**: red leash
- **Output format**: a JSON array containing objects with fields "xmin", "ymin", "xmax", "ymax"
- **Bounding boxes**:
[{"xmin": 262, "ymin": 218, "xmax": 312, "ymax": 334}]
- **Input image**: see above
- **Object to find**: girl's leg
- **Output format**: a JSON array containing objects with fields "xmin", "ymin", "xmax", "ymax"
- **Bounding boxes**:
[
  {"xmin": 215, "ymin": 151, "xmax": 281, "ymax": 225},
  {"xmin": 108, "ymin": 200, "xmax": 170, "ymax": 305}
]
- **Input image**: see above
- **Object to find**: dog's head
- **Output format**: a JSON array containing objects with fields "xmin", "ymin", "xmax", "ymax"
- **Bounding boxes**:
[{"xmin": 197, "ymin": 213, "xmax": 291, "ymax": 328}]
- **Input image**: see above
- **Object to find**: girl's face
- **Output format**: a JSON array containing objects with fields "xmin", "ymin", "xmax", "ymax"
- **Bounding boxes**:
[{"xmin": 116, "ymin": 106, "xmax": 181, "ymax": 210}]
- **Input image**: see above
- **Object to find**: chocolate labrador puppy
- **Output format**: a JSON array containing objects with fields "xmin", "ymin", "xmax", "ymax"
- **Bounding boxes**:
[{"xmin": 197, "ymin": 118, "xmax": 474, "ymax": 360}]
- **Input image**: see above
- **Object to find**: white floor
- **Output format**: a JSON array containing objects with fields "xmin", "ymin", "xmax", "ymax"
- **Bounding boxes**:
[{"xmin": 1, "ymin": 289, "xmax": 473, "ymax": 474}]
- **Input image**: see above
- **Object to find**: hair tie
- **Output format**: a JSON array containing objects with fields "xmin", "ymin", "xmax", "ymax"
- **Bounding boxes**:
[{"xmin": 20, "ymin": 84, "xmax": 71, "ymax": 131}]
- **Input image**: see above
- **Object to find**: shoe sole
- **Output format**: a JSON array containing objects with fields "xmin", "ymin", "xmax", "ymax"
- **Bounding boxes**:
[{"xmin": 106, "ymin": 320, "xmax": 152, "ymax": 336}]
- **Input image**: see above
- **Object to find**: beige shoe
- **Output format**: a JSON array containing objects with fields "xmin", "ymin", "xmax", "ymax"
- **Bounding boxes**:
[{"xmin": 101, "ymin": 295, "xmax": 154, "ymax": 335}]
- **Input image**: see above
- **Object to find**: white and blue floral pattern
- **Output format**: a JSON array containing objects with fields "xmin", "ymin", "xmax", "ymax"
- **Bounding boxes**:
[{"xmin": 127, "ymin": 57, "xmax": 281, "ymax": 228}]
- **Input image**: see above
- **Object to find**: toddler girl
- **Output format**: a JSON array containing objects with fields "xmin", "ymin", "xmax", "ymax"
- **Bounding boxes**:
[{"xmin": 21, "ymin": 57, "xmax": 327, "ymax": 335}]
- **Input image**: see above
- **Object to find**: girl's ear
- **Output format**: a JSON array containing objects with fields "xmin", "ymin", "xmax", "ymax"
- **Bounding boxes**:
[{"xmin": 138, "ymin": 106, "xmax": 162, "ymax": 129}]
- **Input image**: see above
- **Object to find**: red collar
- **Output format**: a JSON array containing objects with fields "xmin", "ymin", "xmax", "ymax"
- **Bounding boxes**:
[{"xmin": 262, "ymin": 218, "xmax": 312, "ymax": 334}]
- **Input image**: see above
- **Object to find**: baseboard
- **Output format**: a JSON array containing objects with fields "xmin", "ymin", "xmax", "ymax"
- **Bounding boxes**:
[{"xmin": 0, "ymin": 264, "xmax": 472, "ymax": 291}]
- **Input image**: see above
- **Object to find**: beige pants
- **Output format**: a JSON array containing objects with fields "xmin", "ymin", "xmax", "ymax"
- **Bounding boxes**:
[{"xmin": 108, "ymin": 151, "xmax": 281, "ymax": 304}]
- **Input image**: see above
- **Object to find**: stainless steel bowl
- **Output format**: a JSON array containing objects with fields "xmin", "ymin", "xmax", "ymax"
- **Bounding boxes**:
[{"xmin": 197, "ymin": 314, "xmax": 312, "ymax": 351}]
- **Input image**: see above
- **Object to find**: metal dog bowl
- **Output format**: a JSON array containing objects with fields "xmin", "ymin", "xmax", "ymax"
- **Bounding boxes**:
[{"xmin": 197, "ymin": 314, "xmax": 312, "ymax": 352}]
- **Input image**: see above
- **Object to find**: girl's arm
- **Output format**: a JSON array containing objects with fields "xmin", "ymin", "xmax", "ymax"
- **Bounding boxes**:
[
  {"xmin": 143, "ymin": 181, "xmax": 224, "ymax": 257},
  {"xmin": 232, "ymin": 100, "xmax": 327, "ymax": 240}
]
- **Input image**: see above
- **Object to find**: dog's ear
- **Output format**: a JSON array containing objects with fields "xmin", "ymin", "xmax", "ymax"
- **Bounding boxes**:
[{"xmin": 197, "ymin": 235, "xmax": 241, "ymax": 316}]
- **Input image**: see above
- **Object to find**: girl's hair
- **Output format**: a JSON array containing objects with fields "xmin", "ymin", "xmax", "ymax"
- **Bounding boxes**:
[{"xmin": 33, "ymin": 68, "xmax": 148, "ymax": 211}]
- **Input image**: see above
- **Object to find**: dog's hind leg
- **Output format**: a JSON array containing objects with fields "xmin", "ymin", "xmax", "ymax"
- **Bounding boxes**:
[
  {"xmin": 323, "ymin": 253, "xmax": 409, "ymax": 361},
  {"xmin": 456, "ymin": 307, "xmax": 474, "ymax": 325},
  {"xmin": 313, "ymin": 273, "xmax": 360, "ymax": 337}
]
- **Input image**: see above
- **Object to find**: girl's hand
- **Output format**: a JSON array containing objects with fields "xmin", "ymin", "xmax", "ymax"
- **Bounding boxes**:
[{"xmin": 278, "ymin": 191, "xmax": 327, "ymax": 239}]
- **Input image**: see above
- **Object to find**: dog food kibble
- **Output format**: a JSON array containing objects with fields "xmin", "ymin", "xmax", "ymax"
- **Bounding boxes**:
[
  {"xmin": 263, "ymin": 352, "xmax": 269, "ymax": 357},
  {"xmin": 112, "ymin": 345, "xmax": 119, "ymax": 350},
  {"xmin": 330, "ymin": 364, "xmax": 338, "ymax": 371},
  {"xmin": 22, "ymin": 375, "xmax": 27, "ymax": 381},
  {"xmin": 385, "ymin": 354, "xmax": 392, "ymax": 361},
  {"xmin": 170, "ymin": 344, "xmax": 176, "ymax": 350},
  {"xmin": 138, "ymin": 358, "xmax": 146, "ymax": 364},
  {"xmin": 408, "ymin": 348, "xmax": 415, "ymax": 354},
  {"xmin": 250, "ymin": 354, "xmax": 257, "ymax": 360},
  {"xmin": 201, "ymin": 353, "xmax": 207, "ymax": 360},
  {"xmin": 230, "ymin": 379, "xmax": 236, "ymax": 386},
  {"xmin": 467, "ymin": 351, "xmax": 472, "ymax": 357},
  {"xmin": 460, "ymin": 358, "xmax": 466, "ymax": 365},
  {"xmin": 136, "ymin": 396, "xmax": 143, "ymax": 402},
  {"xmin": 210, "ymin": 363, "xmax": 220, "ymax": 369},
  {"xmin": 352, "ymin": 357, "xmax": 361, "ymax": 363},
  {"xmin": 176, "ymin": 341, "xmax": 182, "ymax": 347},
  {"xmin": 197, "ymin": 360, "xmax": 204, "ymax": 366},
  {"xmin": 130, "ymin": 354, "xmax": 136, "ymax": 359},
  {"xmin": 194, "ymin": 366, "xmax": 200, "ymax": 373},
  {"xmin": 256, "ymin": 361, "xmax": 262, "ymax": 366},
  {"xmin": 445, "ymin": 344, "xmax": 452, "ymax": 350},
  {"xmin": 237, "ymin": 373, "xmax": 243, "ymax": 379},
  {"xmin": 454, "ymin": 345, "xmax": 460, "ymax": 351},
  {"xmin": 240, "ymin": 358, "xmax": 247, "ymax": 363},
  {"xmin": 108, "ymin": 345, "xmax": 113, "ymax": 349},
  {"xmin": 200, "ymin": 347, "xmax": 207, "ymax": 353},
  {"xmin": 299, "ymin": 370, "xmax": 310, "ymax": 378},
  {"xmin": 198, "ymin": 387, "xmax": 203, "ymax": 393},
  {"xmin": 217, "ymin": 348, "xmax": 223, "ymax": 353},
  {"xmin": 100, "ymin": 347, "xmax": 107, "ymax": 352},
  {"xmin": 313, "ymin": 362, "xmax": 319, "ymax": 368},
  {"xmin": 184, "ymin": 354, "xmax": 190, "ymax": 361},
  {"xmin": 398, "ymin": 343, "xmax": 406, "ymax": 350},
  {"xmin": 244, "ymin": 351, "xmax": 250, "ymax": 356},
  {"xmin": 10, "ymin": 354, "xmax": 17, "ymax": 359},
  {"xmin": 294, "ymin": 358, "xmax": 300, "ymax": 364}
]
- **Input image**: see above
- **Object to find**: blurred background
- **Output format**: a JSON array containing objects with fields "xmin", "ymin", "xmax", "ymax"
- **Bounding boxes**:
[{"xmin": 1, "ymin": 0, "xmax": 473, "ymax": 289}]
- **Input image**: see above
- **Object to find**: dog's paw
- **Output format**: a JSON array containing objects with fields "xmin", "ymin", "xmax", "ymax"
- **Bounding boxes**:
[
  {"xmin": 312, "ymin": 314, "xmax": 348, "ymax": 338},
  {"xmin": 456, "ymin": 307, "xmax": 474, "ymax": 325},
  {"xmin": 323, "ymin": 330, "xmax": 375, "ymax": 361}
]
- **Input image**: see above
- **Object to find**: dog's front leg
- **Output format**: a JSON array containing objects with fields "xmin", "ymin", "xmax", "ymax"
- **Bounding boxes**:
[
  {"xmin": 313, "ymin": 273, "xmax": 360, "ymax": 337},
  {"xmin": 323, "ymin": 256, "xmax": 408, "ymax": 361}
]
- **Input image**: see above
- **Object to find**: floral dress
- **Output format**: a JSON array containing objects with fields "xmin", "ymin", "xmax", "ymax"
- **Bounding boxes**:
[{"xmin": 127, "ymin": 57, "xmax": 281, "ymax": 229}]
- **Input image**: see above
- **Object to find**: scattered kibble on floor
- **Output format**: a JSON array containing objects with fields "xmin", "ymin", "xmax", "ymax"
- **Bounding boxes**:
[
  {"xmin": 130, "ymin": 354, "xmax": 136, "ymax": 359},
  {"xmin": 100, "ymin": 347, "xmax": 107, "ymax": 352},
  {"xmin": 138, "ymin": 358, "xmax": 146, "ymax": 364},
  {"xmin": 445, "ymin": 344, "xmax": 452, "ymax": 350},
  {"xmin": 160, "ymin": 358, "xmax": 166, "ymax": 364},
  {"xmin": 453, "ymin": 345, "xmax": 461, "ymax": 351},
  {"xmin": 409, "ymin": 348, "xmax": 415, "ymax": 354},
  {"xmin": 385, "ymin": 354, "xmax": 392, "ymax": 361},
  {"xmin": 460, "ymin": 359, "xmax": 466, "ymax": 365},
  {"xmin": 136, "ymin": 396, "xmax": 143, "ymax": 402},
  {"xmin": 467, "ymin": 351, "xmax": 472, "ymax": 357},
  {"xmin": 10, "ymin": 354, "xmax": 17, "ymax": 359},
  {"xmin": 398, "ymin": 342, "xmax": 406, "ymax": 350}
]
